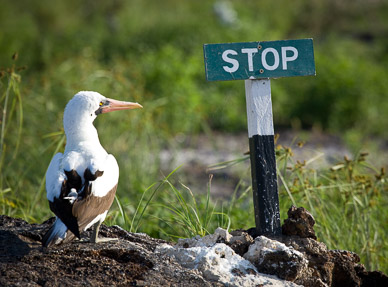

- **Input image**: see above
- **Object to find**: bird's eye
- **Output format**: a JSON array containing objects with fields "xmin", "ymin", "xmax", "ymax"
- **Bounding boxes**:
[{"xmin": 99, "ymin": 101, "xmax": 103, "ymax": 106}]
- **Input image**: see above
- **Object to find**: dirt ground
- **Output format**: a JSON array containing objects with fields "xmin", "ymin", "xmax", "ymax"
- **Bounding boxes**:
[{"xmin": 161, "ymin": 130, "xmax": 388, "ymax": 198}]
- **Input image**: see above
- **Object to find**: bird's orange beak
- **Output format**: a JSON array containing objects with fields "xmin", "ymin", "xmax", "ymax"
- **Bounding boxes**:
[{"xmin": 101, "ymin": 98, "xmax": 143, "ymax": 113}]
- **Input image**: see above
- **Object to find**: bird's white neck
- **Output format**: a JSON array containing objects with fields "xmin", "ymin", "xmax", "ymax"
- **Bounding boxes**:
[{"xmin": 64, "ymin": 116, "xmax": 102, "ymax": 151}]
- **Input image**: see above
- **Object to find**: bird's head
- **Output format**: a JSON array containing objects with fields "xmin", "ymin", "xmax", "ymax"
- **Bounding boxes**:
[{"xmin": 63, "ymin": 91, "xmax": 142, "ymax": 140}]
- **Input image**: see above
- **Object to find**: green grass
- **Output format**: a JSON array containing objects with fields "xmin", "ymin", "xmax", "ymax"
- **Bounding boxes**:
[
  {"xmin": 0, "ymin": 0, "xmax": 387, "ymax": 274},
  {"xmin": 275, "ymin": 143, "xmax": 388, "ymax": 272},
  {"xmin": 0, "ymin": 55, "xmax": 24, "ymax": 216}
]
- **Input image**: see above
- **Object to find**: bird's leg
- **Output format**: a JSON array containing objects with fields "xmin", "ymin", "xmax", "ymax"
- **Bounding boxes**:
[{"xmin": 90, "ymin": 221, "xmax": 118, "ymax": 243}]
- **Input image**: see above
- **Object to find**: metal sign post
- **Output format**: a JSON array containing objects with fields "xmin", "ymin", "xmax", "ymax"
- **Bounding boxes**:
[{"xmin": 203, "ymin": 39, "xmax": 316, "ymax": 236}]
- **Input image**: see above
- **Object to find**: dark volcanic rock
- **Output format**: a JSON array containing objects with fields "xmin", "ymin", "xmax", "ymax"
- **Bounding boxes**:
[
  {"xmin": 0, "ymin": 215, "xmax": 214, "ymax": 287},
  {"xmin": 282, "ymin": 206, "xmax": 317, "ymax": 240},
  {"xmin": 1, "ymin": 210, "xmax": 387, "ymax": 287},
  {"xmin": 228, "ymin": 229, "xmax": 254, "ymax": 256},
  {"xmin": 278, "ymin": 206, "xmax": 388, "ymax": 287}
]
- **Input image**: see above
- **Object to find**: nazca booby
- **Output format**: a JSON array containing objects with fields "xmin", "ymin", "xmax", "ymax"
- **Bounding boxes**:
[{"xmin": 42, "ymin": 91, "xmax": 142, "ymax": 247}]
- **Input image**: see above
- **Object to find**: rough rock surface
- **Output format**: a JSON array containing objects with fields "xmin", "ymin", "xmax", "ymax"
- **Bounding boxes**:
[
  {"xmin": 244, "ymin": 236, "xmax": 309, "ymax": 282},
  {"xmin": 1, "ymin": 207, "xmax": 388, "ymax": 287},
  {"xmin": 0, "ymin": 216, "xmax": 212, "ymax": 286},
  {"xmin": 157, "ymin": 228, "xmax": 299, "ymax": 287},
  {"xmin": 282, "ymin": 206, "xmax": 317, "ymax": 240}
]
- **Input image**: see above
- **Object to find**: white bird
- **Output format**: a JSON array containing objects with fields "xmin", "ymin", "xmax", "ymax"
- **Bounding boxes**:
[{"xmin": 42, "ymin": 91, "xmax": 142, "ymax": 247}]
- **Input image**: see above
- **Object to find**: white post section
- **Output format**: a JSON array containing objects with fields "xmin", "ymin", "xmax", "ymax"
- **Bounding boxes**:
[
  {"xmin": 245, "ymin": 79, "xmax": 281, "ymax": 236},
  {"xmin": 245, "ymin": 79, "xmax": 274, "ymax": 137}
]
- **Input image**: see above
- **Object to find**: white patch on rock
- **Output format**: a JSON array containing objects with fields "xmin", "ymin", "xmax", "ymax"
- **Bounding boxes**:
[
  {"xmin": 243, "ymin": 236, "xmax": 305, "ymax": 264},
  {"xmin": 156, "ymin": 229, "xmax": 301, "ymax": 287},
  {"xmin": 244, "ymin": 236, "xmax": 309, "ymax": 282},
  {"xmin": 177, "ymin": 227, "xmax": 232, "ymax": 248}
]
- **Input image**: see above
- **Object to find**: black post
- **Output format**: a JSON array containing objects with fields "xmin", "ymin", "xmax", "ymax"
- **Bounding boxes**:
[{"xmin": 245, "ymin": 79, "xmax": 281, "ymax": 236}]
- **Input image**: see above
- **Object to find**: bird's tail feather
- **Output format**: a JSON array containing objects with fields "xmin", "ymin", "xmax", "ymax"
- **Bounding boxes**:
[{"xmin": 42, "ymin": 217, "xmax": 68, "ymax": 247}]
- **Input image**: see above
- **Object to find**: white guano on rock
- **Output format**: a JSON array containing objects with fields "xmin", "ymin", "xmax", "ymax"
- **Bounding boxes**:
[{"xmin": 155, "ymin": 228, "xmax": 301, "ymax": 287}]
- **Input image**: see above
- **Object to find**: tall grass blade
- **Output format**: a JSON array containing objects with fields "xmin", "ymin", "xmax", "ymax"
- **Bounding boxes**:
[{"xmin": 130, "ymin": 166, "xmax": 181, "ymax": 233}]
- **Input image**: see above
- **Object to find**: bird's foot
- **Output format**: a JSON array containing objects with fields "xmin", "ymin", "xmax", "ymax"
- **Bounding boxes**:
[
  {"xmin": 91, "ymin": 236, "xmax": 118, "ymax": 244},
  {"xmin": 90, "ymin": 221, "xmax": 118, "ymax": 243}
]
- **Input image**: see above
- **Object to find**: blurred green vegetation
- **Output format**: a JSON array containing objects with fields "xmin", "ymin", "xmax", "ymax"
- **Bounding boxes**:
[
  {"xmin": 1, "ymin": 0, "xmax": 388, "ymax": 136},
  {"xmin": 1, "ymin": 0, "xmax": 388, "ymax": 273}
]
